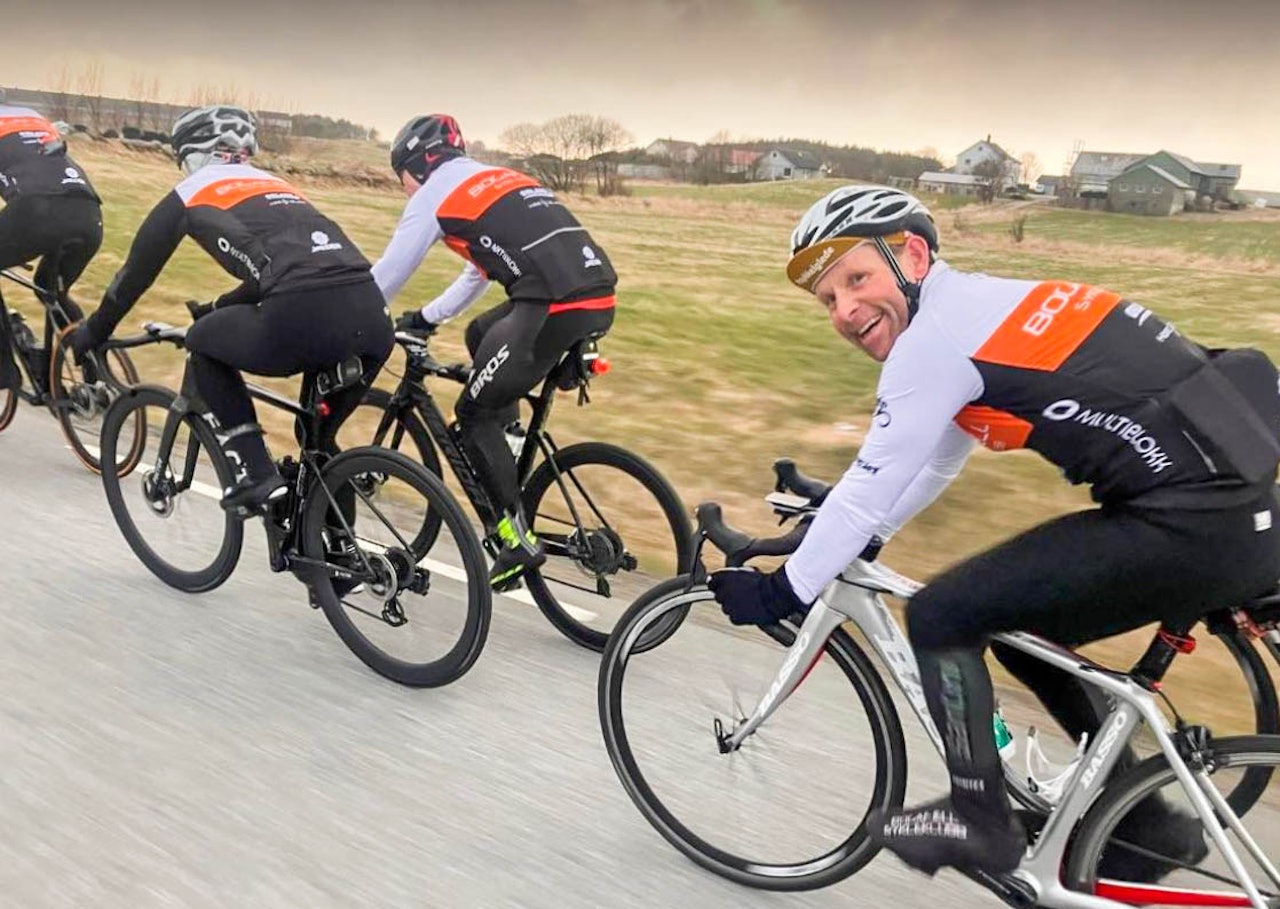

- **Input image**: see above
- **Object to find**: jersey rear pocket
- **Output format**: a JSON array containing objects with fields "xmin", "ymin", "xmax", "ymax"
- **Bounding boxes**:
[
  {"xmin": 1169, "ymin": 348, "xmax": 1280, "ymax": 483},
  {"xmin": 523, "ymin": 233, "xmax": 617, "ymax": 301}
]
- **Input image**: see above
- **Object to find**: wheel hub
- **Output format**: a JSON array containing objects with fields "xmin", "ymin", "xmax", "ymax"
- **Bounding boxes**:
[
  {"xmin": 141, "ymin": 468, "xmax": 175, "ymax": 517},
  {"xmin": 568, "ymin": 526, "xmax": 629, "ymax": 576}
]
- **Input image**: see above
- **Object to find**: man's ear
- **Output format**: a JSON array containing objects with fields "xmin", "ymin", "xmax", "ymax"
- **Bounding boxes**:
[{"xmin": 902, "ymin": 233, "xmax": 932, "ymax": 281}]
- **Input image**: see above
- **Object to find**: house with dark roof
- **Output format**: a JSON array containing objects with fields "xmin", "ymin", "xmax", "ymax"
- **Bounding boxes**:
[
  {"xmin": 754, "ymin": 148, "xmax": 823, "ymax": 181},
  {"xmin": 1109, "ymin": 162, "xmax": 1194, "ymax": 216},
  {"xmin": 1109, "ymin": 151, "xmax": 1243, "ymax": 211}
]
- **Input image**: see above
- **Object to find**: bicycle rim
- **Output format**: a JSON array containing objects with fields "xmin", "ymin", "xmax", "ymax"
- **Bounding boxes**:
[
  {"xmin": 100, "ymin": 386, "xmax": 243, "ymax": 592},
  {"xmin": 1065, "ymin": 735, "xmax": 1280, "ymax": 904},
  {"xmin": 303, "ymin": 446, "xmax": 491, "ymax": 688},
  {"xmin": 599, "ymin": 576, "xmax": 907, "ymax": 891},
  {"xmin": 523, "ymin": 441, "xmax": 693, "ymax": 652}
]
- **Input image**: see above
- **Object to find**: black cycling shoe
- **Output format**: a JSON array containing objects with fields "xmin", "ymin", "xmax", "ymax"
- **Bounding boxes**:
[
  {"xmin": 868, "ymin": 798, "xmax": 1025, "ymax": 876},
  {"xmin": 1098, "ymin": 798, "xmax": 1208, "ymax": 883},
  {"xmin": 220, "ymin": 472, "xmax": 288, "ymax": 515}
]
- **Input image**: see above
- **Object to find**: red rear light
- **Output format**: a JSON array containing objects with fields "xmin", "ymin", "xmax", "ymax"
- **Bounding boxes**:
[
  {"xmin": 318, "ymin": 401, "xmax": 332, "ymax": 418},
  {"xmin": 591, "ymin": 357, "xmax": 611, "ymax": 375}
]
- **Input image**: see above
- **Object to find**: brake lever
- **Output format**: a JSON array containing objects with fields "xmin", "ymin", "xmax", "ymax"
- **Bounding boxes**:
[{"xmin": 681, "ymin": 531, "xmax": 711, "ymax": 592}]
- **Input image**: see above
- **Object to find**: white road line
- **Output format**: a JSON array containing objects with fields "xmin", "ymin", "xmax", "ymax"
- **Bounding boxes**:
[{"xmin": 80, "ymin": 441, "xmax": 598, "ymax": 621}]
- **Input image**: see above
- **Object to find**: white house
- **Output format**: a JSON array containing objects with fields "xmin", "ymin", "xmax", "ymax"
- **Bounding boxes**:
[
  {"xmin": 952, "ymin": 136, "xmax": 1020, "ymax": 188},
  {"xmin": 754, "ymin": 148, "xmax": 822, "ymax": 181},
  {"xmin": 918, "ymin": 171, "xmax": 984, "ymax": 196}
]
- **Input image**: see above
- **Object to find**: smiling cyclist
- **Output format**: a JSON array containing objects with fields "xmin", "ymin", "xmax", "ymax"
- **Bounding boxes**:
[{"xmin": 708, "ymin": 184, "xmax": 1280, "ymax": 879}]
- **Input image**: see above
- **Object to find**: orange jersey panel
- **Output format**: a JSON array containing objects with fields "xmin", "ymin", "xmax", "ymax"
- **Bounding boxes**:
[
  {"xmin": 955, "ymin": 404, "xmax": 1033, "ymax": 452},
  {"xmin": 187, "ymin": 177, "xmax": 307, "ymax": 210},
  {"xmin": 437, "ymin": 168, "xmax": 539, "ymax": 222},
  {"xmin": 0, "ymin": 116, "xmax": 56, "ymax": 141},
  {"xmin": 974, "ymin": 282, "xmax": 1121, "ymax": 371}
]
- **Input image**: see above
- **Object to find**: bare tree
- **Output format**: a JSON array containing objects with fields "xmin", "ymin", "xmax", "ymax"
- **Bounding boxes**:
[
  {"xmin": 46, "ymin": 62, "xmax": 75, "ymax": 125},
  {"xmin": 499, "ymin": 114, "xmax": 632, "ymax": 194},
  {"xmin": 1019, "ymin": 151, "xmax": 1041, "ymax": 185},
  {"xmin": 77, "ymin": 59, "xmax": 106, "ymax": 132},
  {"xmin": 972, "ymin": 158, "xmax": 1004, "ymax": 203}
]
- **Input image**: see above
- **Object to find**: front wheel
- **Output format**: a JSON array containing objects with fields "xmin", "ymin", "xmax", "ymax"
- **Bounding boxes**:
[
  {"xmin": 100, "ymin": 385, "xmax": 244, "ymax": 592},
  {"xmin": 1064, "ymin": 735, "xmax": 1280, "ymax": 902},
  {"xmin": 599, "ymin": 576, "xmax": 908, "ymax": 891},
  {"xmin": 301, "ymin": 446, "xmax": 491, "ymax": 688},
  {"xmin": 522, "ymin": 441, "xmax": 693, "ymax": 652}
]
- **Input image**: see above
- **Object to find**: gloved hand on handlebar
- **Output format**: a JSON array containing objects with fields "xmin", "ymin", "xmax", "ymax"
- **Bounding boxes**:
[
  {"xmin": 708, "ymin": 564, "xmax": 810, "ymax": 626},
  {"xmin": 65, "ymin": 319, "xmax": 105, "ymax": 359},
  {"xmin": 395, "ymin": 308, "xmax": 438, "ymax": 335},
  {"xmin": 186, "ymin": 300, "xmax": 215, "ymax": 321}
]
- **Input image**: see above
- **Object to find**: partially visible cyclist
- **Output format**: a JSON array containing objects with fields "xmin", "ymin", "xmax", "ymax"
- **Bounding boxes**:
[
  {"xmin": 69, "ymin": 105, "xmax": 392, "ymax": 513},
  {"xmin": 707, "ymin": 184, "xmax": 1280, "ymax": 880},
  {"xmin": 0, "ymin": 86, "xmax": 103, "ymax": 392},
  {"xmin": 373, "ymin": 113, "xmax": 618, "ymax": 590}
]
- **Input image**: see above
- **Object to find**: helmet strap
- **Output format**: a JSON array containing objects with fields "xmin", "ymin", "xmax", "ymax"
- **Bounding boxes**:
[{"xmin": 872, "ymin": 235, "xmax": 921, "ymax": 323}]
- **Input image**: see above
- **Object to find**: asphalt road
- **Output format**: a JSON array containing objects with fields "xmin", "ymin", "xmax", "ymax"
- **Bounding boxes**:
[{"xmin": 0, "ymin": 406, "xmax": 1097, "ymax": 908}]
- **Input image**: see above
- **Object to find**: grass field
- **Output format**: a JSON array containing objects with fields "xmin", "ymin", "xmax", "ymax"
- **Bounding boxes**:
[{"xmin": 12, "ymin": 137, "xmax": 1280, "ymax": 730}]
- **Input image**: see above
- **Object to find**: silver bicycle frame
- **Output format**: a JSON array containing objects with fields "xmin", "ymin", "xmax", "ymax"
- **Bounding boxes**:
[{"xmin": 674, "ymin": 557, "xmax": 1280, "ymax": 909}]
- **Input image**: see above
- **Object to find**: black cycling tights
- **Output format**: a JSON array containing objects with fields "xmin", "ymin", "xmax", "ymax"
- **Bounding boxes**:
[
  {"xmin": 906, "ymin": 487, "xmax": 1280, "ymax": 818},
  {"xmin": 456, "ymin": 299, "xmax": 615, "ymax": 515},
  {"xmin": 0, "ymin": 195, "xmax": 102, "ymax": 389},
  {"xmin": 184, "ymin": 280, "xmax": 393, "ymax": 460}
]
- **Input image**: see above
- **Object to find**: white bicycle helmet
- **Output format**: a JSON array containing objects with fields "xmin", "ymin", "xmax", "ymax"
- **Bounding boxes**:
[
  {"xmin": 787, "ymin": 185, "xmax": 937, "ymax": 293},
  {"xmin": 171, "ymin": 105, "xmax": 257, "ymax": 175}
]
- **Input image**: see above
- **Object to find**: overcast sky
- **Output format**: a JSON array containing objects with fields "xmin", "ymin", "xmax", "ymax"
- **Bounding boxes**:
[{"xmin": 3, "ymin": 0, "xmax": 1278, "ymax": 186}]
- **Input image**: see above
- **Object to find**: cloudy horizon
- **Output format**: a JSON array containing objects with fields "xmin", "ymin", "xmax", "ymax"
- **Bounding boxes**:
[{"xmin": 2, "ymin": 0, "xmax": 1278, "ymax": 187}]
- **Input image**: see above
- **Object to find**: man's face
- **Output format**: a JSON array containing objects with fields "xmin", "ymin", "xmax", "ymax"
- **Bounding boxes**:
[{"xmin": 811, "ymin": 237, "xmax": 927, "ymax": 362}]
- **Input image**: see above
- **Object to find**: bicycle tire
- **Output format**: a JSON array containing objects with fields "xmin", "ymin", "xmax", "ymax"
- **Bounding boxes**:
[
  {"xmin": 599, "ymin": 575, "xmax": 908, "ymax": 891},
  {"xmin": 348, "ymin": 387, "xmax": 444, "ymax": 552},
  {"xmin": 1210, "ymin": 623, "xmax": 1279, "ymax": 815},
  {"xmin": 522, "ymin": 441, "xmax": 694, "ymax": 652},
  {"xmin": 49, "ymin": 335, "xmax": 143, "ymax": 474},
  {"xmin": 100, "ymin": 385, "xmax": 244, "ymax": 593},
  {"xmin": 1064, "ymin": 734, "xmax": 1280, "ymax": 896},
  {"xmin": 302, "ymin": 446, "xmax": 491, "ymax": 688},
  {"xmin": 0, "ymin": 385, "xmax": 15, "ymax": 432}
]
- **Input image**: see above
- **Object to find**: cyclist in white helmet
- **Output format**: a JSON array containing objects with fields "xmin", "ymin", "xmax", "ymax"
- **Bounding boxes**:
[
  {"xmin": 708, "ymin": 184, "xmax": 1280, "ymax": 878},
  {"xmin": 71, "ymin": 105, "xmax": 391, "ymax": 513}
]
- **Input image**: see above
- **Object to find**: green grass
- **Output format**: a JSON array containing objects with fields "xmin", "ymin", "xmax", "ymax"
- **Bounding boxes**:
[{"xmin": 13, "ymin": 138, "xmax": 1280, "ymax": 724}]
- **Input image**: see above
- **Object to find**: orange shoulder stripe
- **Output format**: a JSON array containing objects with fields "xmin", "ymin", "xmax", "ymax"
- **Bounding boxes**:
[
  {"xmin": 437, "ymin": 168, "xmax": 539, "ymax": 222},
  {"xmin": 974, "ymin": 282, "xmax": 1120, "ymax": 371}
]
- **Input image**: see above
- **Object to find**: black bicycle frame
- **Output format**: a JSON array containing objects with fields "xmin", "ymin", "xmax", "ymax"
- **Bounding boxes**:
[{"xmin": 378, "ymin": 347, "xmax": 567, "ymax": 530}]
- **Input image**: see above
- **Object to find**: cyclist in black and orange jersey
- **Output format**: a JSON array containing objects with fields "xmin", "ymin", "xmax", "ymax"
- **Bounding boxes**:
[
  {"xmin": 374, "ymin": 114, "xmax": 617, "ymax": 590},
  {"xmin": 70, "ymin": 105, "xmax": 392, "ymax": 513},
  {"xmin": 0, "ymin": 87, "xmax": 103, "ymax": 392},
  {"xmin": 706, "ymin": 185, "xmax": 1280, "ymax": 879}
]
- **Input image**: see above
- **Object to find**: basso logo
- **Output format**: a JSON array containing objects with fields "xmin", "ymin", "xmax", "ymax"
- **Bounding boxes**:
[
  {"xmin": 1021, "ymin": 283, "xmax": 1107, "ymax": 337},
  {"xmin": 469, "ymin": 343, "xmax": 510, "ymax": 399},
  {"xmin": 216, "ymin": 236, "xmax": 262, "ymax": 280}
]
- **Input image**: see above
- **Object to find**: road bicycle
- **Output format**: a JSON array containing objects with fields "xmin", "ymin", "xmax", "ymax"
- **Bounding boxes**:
[
  {"xmin": 599, "ymin": 473, "xmax": 1280, "ymax": 904},
  {"xmin": 0, "ymin": 260, "xmax": 141, "ymax": 472},
  {"xmin": 342, "ymin": 329, "xmax": 694, "ymax": 651},
  {"xmin": 96, "ymin": 321, "xmax": 491, "ymax": 687}
]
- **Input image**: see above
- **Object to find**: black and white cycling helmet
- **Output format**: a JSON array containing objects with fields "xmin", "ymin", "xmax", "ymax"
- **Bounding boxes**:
[
  {"xmin": 787, "ymin": 185, "xmax": 937, "ymax": 293},
  {"xmin": 171, "ymin": 105, "xmax": 257, "ymax": 175},
  {"xmin": 390, "ymin": 114, "xmax": 466, "ymax": 184}
]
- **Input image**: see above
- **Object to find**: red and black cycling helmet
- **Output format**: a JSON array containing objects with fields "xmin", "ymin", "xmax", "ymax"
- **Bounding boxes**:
[{"xmin": 390, "ymin": 114, "xmax": 466, "ymax": 184}]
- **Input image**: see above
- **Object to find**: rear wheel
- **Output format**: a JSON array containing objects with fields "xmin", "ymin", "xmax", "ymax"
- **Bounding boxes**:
[
  {"xmin": 49, "ymin": 336, "xmax": 142, "ymax": 474},
  {"xmin": 1064, "ymin": 735, "xmax": 1280, "ymax": 903},
  {"xmin": 522, "ymin": 441, "xmax": 693, "ymax": 652},
  {"xmin": 100, "ymin": 385, "xmax": 243, "ymax": 592},
  {"xmin": 301, "ymin": 446, "xmax": 491, "ymax": 688}
]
